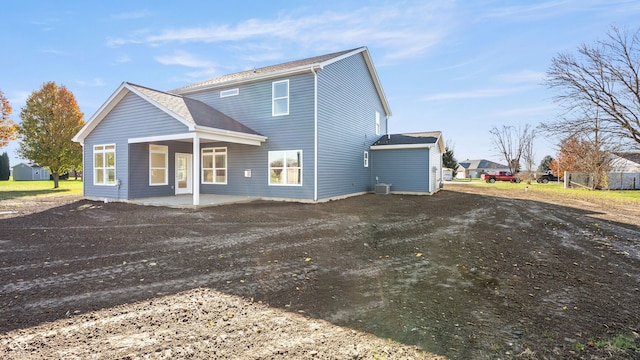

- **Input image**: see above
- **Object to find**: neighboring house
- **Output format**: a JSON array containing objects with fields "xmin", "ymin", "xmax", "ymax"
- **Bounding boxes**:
[
  {"xmin": 370, "ymin": 132, "xmax": 445, "ymax": 193},
  {"xmin": 456, "ymin": 159, "xmax": 510, "ymax": 179},
  {"xmin": 12, "ymin": 163, "xmax": 50, "ymax": 181},
  {"xmin": 607, "ymin": 152, "xmax": 640, "ymax": 189},
  {"xmin": 610, "ymin": 152, "xmax": 640, "ymax": 172},
  {"xmin": 73, "ymin": 47, "xmax": 443, "ymax": 205}
]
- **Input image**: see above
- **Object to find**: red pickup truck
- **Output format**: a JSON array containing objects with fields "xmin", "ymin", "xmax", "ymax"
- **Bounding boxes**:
[{"xmin": 481, "ymin": 171, "xmax": 521, "ymax": 183}]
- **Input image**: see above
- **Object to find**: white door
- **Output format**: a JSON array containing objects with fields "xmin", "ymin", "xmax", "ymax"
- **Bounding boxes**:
[{"xmin": 175, "ymin": 153, "xmax": 192, "ymax": 195}]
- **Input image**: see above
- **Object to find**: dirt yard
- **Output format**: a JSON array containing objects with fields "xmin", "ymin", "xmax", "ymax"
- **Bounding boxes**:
[{"xmin": 0, "ymin": 184, "xmax": 638, "ymax": 359}]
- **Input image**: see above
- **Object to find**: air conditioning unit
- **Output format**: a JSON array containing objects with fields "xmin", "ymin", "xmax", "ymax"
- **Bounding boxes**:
[{"xmin": 375, "ymin": 183, "xmax": 390, "ymax": 195}]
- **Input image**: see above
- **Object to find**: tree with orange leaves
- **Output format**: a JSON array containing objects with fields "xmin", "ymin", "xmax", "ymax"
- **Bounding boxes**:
[
  {"xmin": 553, "ymin": 135, "xmax": 611, "ymax": 189},
  {"xmin": 0, "ymin": 89, "xmax": 18, "ymax": 149},
  {"xmin": 18, "ymin": 82, "xmax": 85, "ymax": 188}
]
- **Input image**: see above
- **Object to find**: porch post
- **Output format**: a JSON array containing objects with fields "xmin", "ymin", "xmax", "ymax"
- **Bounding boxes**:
[{"xmin": 192, "ymin": 134, "xmax": 200, "ymax": 206}]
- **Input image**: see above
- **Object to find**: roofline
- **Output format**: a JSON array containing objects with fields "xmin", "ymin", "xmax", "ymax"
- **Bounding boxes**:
[
  {"xmin": 73, "ymin": 82, "xmax": 196, "ymax": 144},
  {"xmin": 171, "ymin": 47, "xmax": 392, "ymax": 117},
  {"xmin": 370, "ymin": 144, "xmax": 432, "ymax": 150},
  {"xmin": 73, "ymin": 82, "xmax": 130, "ymax": 143}
]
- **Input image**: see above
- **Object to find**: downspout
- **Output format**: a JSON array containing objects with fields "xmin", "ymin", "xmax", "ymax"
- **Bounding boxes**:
[
  {"xmin": 311, "ymin": 66, "xmax": 319, "ymax": 201},
  {"xmin": 385, "ymin": 115, "xmax": 390, "ymax": 135}
]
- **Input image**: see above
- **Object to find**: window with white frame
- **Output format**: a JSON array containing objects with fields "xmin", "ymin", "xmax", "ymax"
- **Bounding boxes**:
[
  {"xmin": 149, "ymin": 144, "xmax": 168, "ymax": 185},
  {"xmin": 364, "ymin": 151, "xmax": 369, "ymax": 167},
  {"xmin": 202, "ymin": 147, "xmax": 227, "ymax": 184},
  {"xmin": 220, "ymin": 88, "xmax": 239, "ymax": 98},
  {"xmin": 272, "ymin": 80, "xmax": 289, "ymax": 116},
  {"xmin": 269, "ymin": 150, "xmax": 302, "ymax": 185},
  {"xmin": 93, "ymin": 144, "xmax": 116, "ymax": 185},
  {"xmin": 375, "ymin": 111, "xmax": 381, "ymax": 135}
]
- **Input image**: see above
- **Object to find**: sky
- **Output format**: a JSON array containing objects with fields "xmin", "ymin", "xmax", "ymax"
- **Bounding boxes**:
[{"xmin": 2, "ymin": 0, "xmax": 640, "ymax": 168}]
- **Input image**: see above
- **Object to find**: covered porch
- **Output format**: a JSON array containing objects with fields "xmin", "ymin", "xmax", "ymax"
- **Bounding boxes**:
[{"xmin": 129, "ymin": 128, "xmax": 266, "ymax": 206}]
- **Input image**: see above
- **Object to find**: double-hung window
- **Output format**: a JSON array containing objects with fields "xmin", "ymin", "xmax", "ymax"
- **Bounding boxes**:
[
  {"xmin": 202, "ymin": 147, "xmax": 227, "ymax": 184},
  {"xmin": 269, "ymin": 150, "xmax": 302, "ymax": 185},
  {"xmin": 149, "ymin": 145, "xmax": 168, "ymax": 186},
  {"xmin": 94, "ymin": 144, "xmax": 116, "ymax": 185},
  {"xmin": 375, "ymin": 111, "xmax": 381, "ymax": 135},
  {"xmin": 272, "ymin": 80, "xmax": 289, "ymax": 116},
  {"xmin": 364, "ymin": 151, "xmax": 369, "ymax": 168}
]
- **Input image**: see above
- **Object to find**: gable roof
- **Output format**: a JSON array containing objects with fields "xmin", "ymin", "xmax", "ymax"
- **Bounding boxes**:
[
  {"xmin": 614, "ymin": 152, "xmax": 640, "ymax": 165},
  {"xmin": 170, "ymin": 47, "xmax": 391, "ymax": 117},
  {"xmin": 128, "ymin": 83, "xmax": 261, "ymax": 135},
  {"xmin": 370, "ymin": 132, "xmax": 445, "ymax": 152},
  {"xmin": 12, "ymin": 162, "xmax": 43, "ymax": 169},
  {"xmin": 73, "ymin": 82, "xmax": 263, "ymax": 143},
  {"xmin": 458, "ymin": 159, "xmax": 509, "ymax": 170}
]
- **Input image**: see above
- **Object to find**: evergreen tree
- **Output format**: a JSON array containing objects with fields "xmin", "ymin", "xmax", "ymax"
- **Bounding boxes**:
[
  {"xmin": 442, "ymin": 146, "xmax": 459, "ymax": 178},
  {"xmin": 537, "ymin": 155, "xmax": 554, "ymax": 172},
  {"xmin": 0, "ymin": 152, "xmax": 9, "ymax": 180}
]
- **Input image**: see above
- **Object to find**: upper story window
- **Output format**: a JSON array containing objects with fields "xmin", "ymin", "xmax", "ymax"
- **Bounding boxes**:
[
  {"xmin": 220, "ymin": 88, "xmax": 239, "ymax": 98},
  {"xmin": 149, "ymin": 145, "xmax": 168, "ymax": 186},
  {"xmin": 202, "ymin": 147, "xmax": 227, "ymax": 184},
  {"xmin": 375, "ymin": 111, "xmax": 381, "ymax": 135},
  {"xmin": 272, "ymin": 80, "xmax": 289, "ymax": 116},
  {"xmin": 269, "ymin": 150, "xmax": 302, "ymax": 186},
  {"xmin": 94, "ymin": 144, "xmax": 116, "ymax": 186}
]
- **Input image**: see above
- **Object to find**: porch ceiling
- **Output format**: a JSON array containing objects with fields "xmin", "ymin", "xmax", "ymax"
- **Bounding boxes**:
[{"xmin": 127, "ymin": 128, "xmax": 267, "ymax": 146}]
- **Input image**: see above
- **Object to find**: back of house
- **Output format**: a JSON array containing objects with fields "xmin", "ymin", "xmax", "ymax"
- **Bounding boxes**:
[{"xmin": 74, "ymin": 47, "xmax": 443, "ymax": 205}]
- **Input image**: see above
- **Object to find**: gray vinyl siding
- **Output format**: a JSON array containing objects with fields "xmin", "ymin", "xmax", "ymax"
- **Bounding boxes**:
[
  {"xmin": 128, "ymin": 141, "xmax": 193, "ymax": 199},
  {"xmin": 83, "ymin": 92, "xmax": 189, "ymax": 199},
  {"xmin": 371, "ymin": 148, "xmax": 430, "ymax": 193},
  {"xmin": 316, "ymin": 52, "xmax": 387, "ymax": 199},
  {"xmin": 187, "ymin": 73, "xmax": 316, "ymax": 200}
]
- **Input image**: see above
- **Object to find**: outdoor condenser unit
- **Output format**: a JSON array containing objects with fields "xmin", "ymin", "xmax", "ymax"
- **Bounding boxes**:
[{"xmin": 375, "ymin": 183, "xmax": 390, "ymax": 195}]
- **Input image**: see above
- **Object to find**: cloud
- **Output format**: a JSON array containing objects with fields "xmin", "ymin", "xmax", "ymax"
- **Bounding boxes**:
[
  {"xmin": 40, "ymin": 48, "xmax": 67, "ymax": 55},
  {"xmin": 155, "ymin": 51, "xmax": 217, "ymax": 68},
  {"xmin": 496, "ymin": 70, "xmax": 546, "ymax": 84},
  {"xmin": 115, "ymin": 55, "xmax": 132, "ymax": 64},
  {"xmin": 480, "ymin": 0, "xmax": 640, "ymax": 22},
  {"xmin": 482, "ymin": 1, "xmax": 570, "ymax": 21},
  {"xmin": 491, "ymin": 104, "xmax": 557, "ymax": 118},
  {"xmin": 422, "ymin": 87, "xmax": 530, "ymax": 101},
  {"xmin": 107, "ymin": 2, "xmax": 457, "ymax": 62},
  {"xmin": 77, "ymin": 78, "xmax": 106, "ymax": 87}
]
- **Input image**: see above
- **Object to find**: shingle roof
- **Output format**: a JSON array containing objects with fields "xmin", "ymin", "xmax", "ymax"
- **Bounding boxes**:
[
  {"xmin": 170, "ymin": 48, "xmax": 361, "ymax": 94},
  {"xmin": 128, "ymin": 83, "xmax": 262, "ymax": 135},
  {"xmin": 614, "ymin": 152, "xmax": 640, "ymax": 165},
  {"xmin": 459, "ymin": 159, "xmax": 508, "ymax": 169},
  {"xmin": 372, "ymin": 132, "xmax": 441, "ymax": 146}
]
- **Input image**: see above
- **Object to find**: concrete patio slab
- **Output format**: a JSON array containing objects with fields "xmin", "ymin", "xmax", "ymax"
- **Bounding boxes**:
[{"xmin": 127, "ymin": 194, "xmax": 260, "ymax": 208}]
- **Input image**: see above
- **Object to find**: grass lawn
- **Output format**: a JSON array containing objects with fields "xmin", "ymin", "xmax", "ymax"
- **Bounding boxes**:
[
  {"xmin": 0, "ymin": 178, "xmax": 83, "ymax": 201},
  {"xmin": 455, "ymin": 179, "xmax": 640, "ymax": 204}
]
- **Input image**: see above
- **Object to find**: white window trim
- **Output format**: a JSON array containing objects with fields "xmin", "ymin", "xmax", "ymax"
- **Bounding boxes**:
[
  {"xmin": 201, "ymin": 147, "xmax": 227, "ymax": 185},
  {"xmin": 272, "ymin": 79, "xmax": 289, "ymax": 116},
  {"xmin": 269, "ymin": 150, "xmax": 302, "ymax": 186},
  {"xmin": 220, "ymin": 88, "xmax": 239, "ymax": 98},
  {"xmin": 375, "ymin": 111, "xmax": 381, "ymax": 136},
  {"xmin": 93, "ymin": 144, "xmax": 116, "ymax": 186},
  {"xmin": 364, "ymin": 151, "xmax": 369, "ymax": 168},
  {"xmin": 149, "ymin": 144, "xmax": 168, "ymax": 186}
]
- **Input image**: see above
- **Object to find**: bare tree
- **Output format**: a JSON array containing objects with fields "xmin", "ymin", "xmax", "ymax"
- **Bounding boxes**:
[
  {"xmin": 489, "ymin": 124, "xmax": 536, "ymax": 174},
  {"xmin": 521, "ymin": 134, "xmax": 536, "ymax": 182},
  {"xmin": 544, "ymin": 25, "xmax": 640, "ymax": 147}
]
